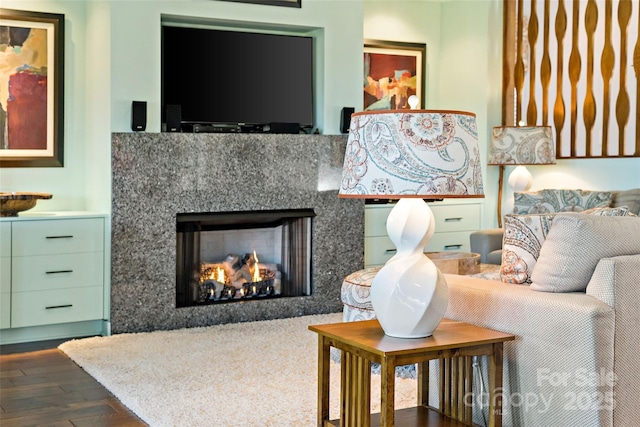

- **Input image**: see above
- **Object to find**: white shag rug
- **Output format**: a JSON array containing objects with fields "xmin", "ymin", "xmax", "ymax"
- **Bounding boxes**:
[{"xmin": 59, "ymin": 313, "xmax": 418, "ymax": 426}]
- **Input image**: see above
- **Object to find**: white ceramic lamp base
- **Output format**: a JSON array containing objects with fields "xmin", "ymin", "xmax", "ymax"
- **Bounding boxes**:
[
  {"xmin": 508, "ymin": 165, "xmax": 533, "ymax": 192},
  {"xmin": 370, "ymin": 198, "xmax": 448, "ymax": 338}
]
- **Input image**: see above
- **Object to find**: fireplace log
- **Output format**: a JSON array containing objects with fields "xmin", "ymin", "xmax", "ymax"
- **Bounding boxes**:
[
  {"xmin": 200, "ymin": 279, "xmax": 225, "ymax": 300},
  {"xmin": 232, "ymin": 266, "xmax": 252, "ymax": 288}
]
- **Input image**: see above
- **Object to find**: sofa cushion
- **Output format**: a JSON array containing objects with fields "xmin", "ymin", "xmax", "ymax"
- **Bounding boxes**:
[
  {"xmin": 585, "ymin": 257, "xmax": 619, "ymax": 308},
  {"xmin": 513, "ymin": 189, "xmax": 612, "ymax": 214},
  {"xmin": 530, "ymin": 214, "xmax": 640, "ymax": 292}
]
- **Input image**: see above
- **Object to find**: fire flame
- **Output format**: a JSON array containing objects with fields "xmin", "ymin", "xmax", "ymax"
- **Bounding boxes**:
[
  {"xmin": 214, "ymin": 266, "xmax": 225, "ymax": 283},
  {"xmin": 252, "ymin": 250, "xmax": 261, "ymax": 282}
]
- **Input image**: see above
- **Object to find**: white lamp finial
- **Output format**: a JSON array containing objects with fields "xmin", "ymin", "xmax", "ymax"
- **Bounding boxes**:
[{"xmin": 408, "ymin": 95, "xmax": 419, "ymax": 110}]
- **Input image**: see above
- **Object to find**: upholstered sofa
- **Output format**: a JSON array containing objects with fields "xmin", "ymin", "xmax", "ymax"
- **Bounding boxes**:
[{"xmin": 341, "ymin": 200, "xmax": 640, "ymax": 426}]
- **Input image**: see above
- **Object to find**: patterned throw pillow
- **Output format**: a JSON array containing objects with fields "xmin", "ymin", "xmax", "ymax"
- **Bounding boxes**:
[
  {"xmin": 501, "ymin": 214, "xmax": 555, "ymax": 284},
  {"xmin": 500, "ymin": 207, "xmax": 634, "ymax": 284},
  {"xmin": 582, "ymin": 205, "xmax": 633, "ymax": 216},
  {"xmin": 513, "ymin": 189, "xmax": 613, "ymax": 214}
]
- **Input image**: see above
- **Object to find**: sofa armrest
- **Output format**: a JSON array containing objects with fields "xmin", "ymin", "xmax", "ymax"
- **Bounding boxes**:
[
  {"xmin": 443, "ymin": 274, "xmax": 615, "ymax": 426},
  {"xmin": 469, "ymin": 228, "xmax": 503, "ymax": 264},
  {"xmin": 586, "ymin": 254, "xmax": 640, "ymax": 426}
]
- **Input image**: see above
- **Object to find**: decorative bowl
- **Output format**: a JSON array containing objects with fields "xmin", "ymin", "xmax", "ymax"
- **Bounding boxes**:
[{"xmin": 0, "ymin": 192, "xmax": 53, "ymax": 217}]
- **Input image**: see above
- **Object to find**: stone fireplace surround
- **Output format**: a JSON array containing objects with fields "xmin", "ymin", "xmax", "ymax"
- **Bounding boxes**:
[{"xmin": 111, "ymin": 133, "xmax": 363, "ymax": 334}]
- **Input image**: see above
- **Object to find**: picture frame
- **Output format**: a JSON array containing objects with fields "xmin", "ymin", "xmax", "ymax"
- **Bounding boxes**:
[
  {"xmin": 0, "ymin": 9, "xmax": 65, "ymax": 167},
  {"xmin": 363, "ymin": 39, "xmax": 426, "ymax": 111},
  {"xmin": 222, "ymin": 0, "xmax": 301, "ymax": 8}
]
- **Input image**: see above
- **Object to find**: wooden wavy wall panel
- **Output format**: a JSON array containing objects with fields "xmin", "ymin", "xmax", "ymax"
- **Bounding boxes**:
[
  {"xmin": 540, "ymin": 0, "xmax": 552, "ymax": 125},
  {"xmin": 504, "ymin": 0, "xmax": 640, "ymax": 158}
]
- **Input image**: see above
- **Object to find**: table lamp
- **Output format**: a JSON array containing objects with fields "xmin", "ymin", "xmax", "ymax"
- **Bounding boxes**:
[
  {"xmin": 339, "ymin": 110, "xmax": 484, "ymax": 338},
  {"xmin": 488, "ymin": 126, "xmax": 555, "ymax": 227}
]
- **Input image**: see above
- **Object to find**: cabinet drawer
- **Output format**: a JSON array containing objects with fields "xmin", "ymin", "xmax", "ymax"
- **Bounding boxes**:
[
  {"xmin": 1, "ymin": 256, "xmax": 10, "ymax": 294},
  {"xmin": 364, "ymin": 235, "xmax": 396, "ymax": 266},
  {"xmin": 12, "ymin": 218, "xmax": 104, "ymax": 256},
  {"xmin": 366, "ymin": 203, "xmax": 481, "ymax": 237},
  {"xmin": 430, "ymin": 204, "xmax": 480, "ymax": 232},
  {"xmin": 0, "ymin": 292, "xmax": 9, "ymax": 329},
  {"xmin": 364, "ymin": 205, "xmax": 392, "ymax": 237},
  {"xmin": 11, "ymin": 286, "xmax": 103, "ymax": 328},
  {"xmin": 12, "ymin": 252, "xmax": 103, "ymax": 292},
  {"xmin": 365, "ymin": 232, "xmax": 473, "ymax": 267},
  {"xmin": 424, "ymin": 231, "xmax": 472, "ymax": 253},
  {"xmin": 0, "ymin": 222, "xmax": 10, "ymax": 258}
]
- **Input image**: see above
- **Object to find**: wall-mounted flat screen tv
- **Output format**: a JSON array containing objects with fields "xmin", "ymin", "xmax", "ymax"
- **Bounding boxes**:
[{"xmin": 162, "ymin": 25, "xmax": 313, "ymax": 132}]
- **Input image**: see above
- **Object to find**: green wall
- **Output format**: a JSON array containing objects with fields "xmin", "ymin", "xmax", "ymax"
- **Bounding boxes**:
[
  {"xmin": 1, "ymin": 1, "xmax": 90, "ymax": 211},
  {"xmin": 0, "ymin": 0, "xmax": 637, "ymax": 227},
  {"xmin": 364, "ymin": 0, "xmax": 639, "ymax": 227}
]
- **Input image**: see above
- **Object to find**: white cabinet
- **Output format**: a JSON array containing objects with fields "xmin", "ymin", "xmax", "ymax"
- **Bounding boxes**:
[
  {"xmin": 0, "ymin": 213, "xmax": 107, "ymax": 343},
  {"xmin": 0, "ymin": 223, "xmax": 11, "ymax": 329},
  {"xmin": 364, "ymin": 201, "xmax": 482, "ymax": 268}
]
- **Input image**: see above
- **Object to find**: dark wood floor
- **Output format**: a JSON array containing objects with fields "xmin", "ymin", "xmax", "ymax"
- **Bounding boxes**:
[{"xmin": 1, "ymin": 339, "xmax": 146, "ymax": 427}]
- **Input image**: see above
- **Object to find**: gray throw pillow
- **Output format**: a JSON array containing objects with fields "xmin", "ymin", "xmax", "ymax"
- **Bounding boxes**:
[
  {"xmin": 611, "ymin": 188, "xmax": 640, "ymax": 216},
  {"xmin": 530, "ymin": 213, "xmax": 640, "ymax": 292}
]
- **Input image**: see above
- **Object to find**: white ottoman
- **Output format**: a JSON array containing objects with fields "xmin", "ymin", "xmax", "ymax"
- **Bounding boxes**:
[
  {"xmin": 340, "ymin": 267, "xmax": 380, "ymax": 322},
  {"xmin": 341, "ymin": 253, "xmax": 481, "ymax": 322}
]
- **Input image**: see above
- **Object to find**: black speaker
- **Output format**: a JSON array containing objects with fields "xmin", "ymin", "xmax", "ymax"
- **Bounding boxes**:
[
  {"xmin": 264, "ymin": 122, "xmax": 300, "ymax": 134},
  {"xmin": 165, "ymin": 104, "xmax": 182, "ymax": 132},
  {"xmin": 340, "ymin": 107, "xmax": 355, "ymax": 133},
  {"xmin": 131, "ymin": 101, "xmax": 147, "ymax": 132}
]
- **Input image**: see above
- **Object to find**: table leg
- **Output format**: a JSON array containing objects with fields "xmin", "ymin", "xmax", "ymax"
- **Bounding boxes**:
[
  {"xmin": 417, "ymin": 360, "xmax": 429, "ymax": 407},
  {"xmin": 380, "ymin": 356, "xmax": 396, "ymax": 427},
  {"xmin": 488, "ymin": 343, "xmax": 505, "ymax": 427},
  {"xmin": 317, "ymin": 335, "xmax": 330, "ymax": 427},
  {"xmin": 340, "ymin": 351, "xmax": 371, "ymax": 426}
]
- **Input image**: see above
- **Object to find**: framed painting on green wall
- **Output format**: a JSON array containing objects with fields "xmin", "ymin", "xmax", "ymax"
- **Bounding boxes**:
[
  {"xmin": 0, "ymin": 9, "xmax": 64, "ymax": 167},
  {"xmin": 364, "ymin": 39, "xmax": 426, "ymax": 111}
]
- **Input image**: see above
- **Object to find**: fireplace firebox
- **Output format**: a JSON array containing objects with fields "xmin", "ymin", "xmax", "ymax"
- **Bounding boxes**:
[{"xmin": 176, "ymin": 209, "xmax": 314, "ymax": 307}]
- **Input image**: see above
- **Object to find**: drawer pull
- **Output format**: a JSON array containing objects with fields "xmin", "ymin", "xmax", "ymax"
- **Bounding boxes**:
[
  {"xmin": 45, "ymin": 304, "xmax": 73, "ymax": 310},
  {"xmin": 46, "ymin": 235, "xmax": 74, "ymax": 239},
  {"xmin": 46, "ymin": 270, "xmax": 73, "ymax": 274},
  {"xmin": 444, "ymin": 244, "xmax": 463, "ymax": 250},
  {"xmin": 384, "ymin": 249, "xmax": 397, "ymax": 254},
  {"xmin": 444, "ymin": 217, "xmax": 463, "ymax": 222}
]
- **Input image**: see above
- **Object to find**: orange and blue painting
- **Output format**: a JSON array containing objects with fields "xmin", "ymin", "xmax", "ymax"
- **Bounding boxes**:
[
  {"xmin": 364, "ymin": 50, "xmax": 419, "ymax": 111},
  {"xmin": 0, "ymin": 24, "xmax": 48, "ymax": 150}
]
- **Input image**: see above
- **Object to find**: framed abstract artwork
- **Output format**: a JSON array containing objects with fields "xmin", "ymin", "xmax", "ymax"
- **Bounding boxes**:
[
  {"xmin": 363, "ymin": 39, "xmax": 426, "ymax": 111},
  {"xmin": 0, "ymin": 9, "xmax": 65, "ymax": 167}
]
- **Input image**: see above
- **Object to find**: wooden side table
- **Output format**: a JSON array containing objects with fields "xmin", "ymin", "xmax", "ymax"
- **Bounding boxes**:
[{"xmin": 309, "ymin": 319, "xmax": 515, "ymax": 427}]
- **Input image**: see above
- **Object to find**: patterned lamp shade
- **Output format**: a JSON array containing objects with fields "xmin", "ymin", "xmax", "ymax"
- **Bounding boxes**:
[
  {"xmin": 339, "ymin": 110, "xmax": 484, "ymax": 199},
  {"xmin": 488, "ymin": 126, "xmax": 556, "ymax": 165}
]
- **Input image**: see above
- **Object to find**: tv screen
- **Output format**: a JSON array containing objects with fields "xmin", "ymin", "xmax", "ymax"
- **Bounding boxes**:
[{"xmin": 162, "ymin": 26, "xmax": 314, "ymax": 131}]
